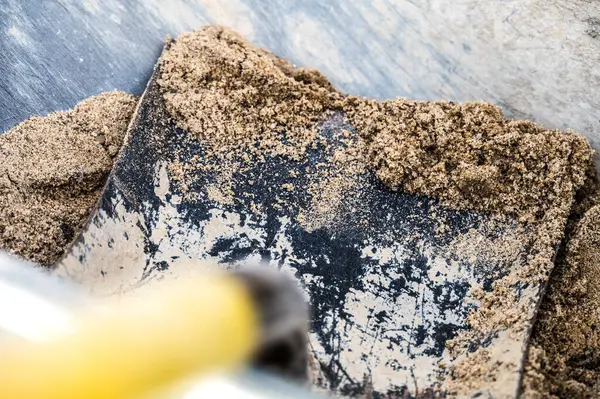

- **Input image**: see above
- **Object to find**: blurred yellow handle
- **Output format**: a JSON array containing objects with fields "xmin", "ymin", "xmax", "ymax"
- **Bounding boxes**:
[{"xmin": 0, "ymin": 274, "xmax": 259, "ymax": 399}]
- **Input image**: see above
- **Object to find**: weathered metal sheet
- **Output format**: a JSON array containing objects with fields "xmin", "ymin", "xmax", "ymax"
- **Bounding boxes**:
[{"xmin": 58, "ymin": 67, "xmax": 539, "ymax": 398}]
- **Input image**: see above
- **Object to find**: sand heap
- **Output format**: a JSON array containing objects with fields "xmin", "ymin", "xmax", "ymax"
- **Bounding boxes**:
[
  {"xmin": 159, "ymin": 26, "xmax": 591, "ymax": 223},
  {"xmin": 523, "ymin": 182, "xmax": 600, "ymax": 398},
  {"xmin": 0, "ymin": 92, "xmax": 136, "ymax": 265}
]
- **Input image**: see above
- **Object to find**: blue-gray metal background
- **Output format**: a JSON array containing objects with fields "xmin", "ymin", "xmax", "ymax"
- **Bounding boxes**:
[{"xmin": 1, "ymin": 0, "xmax": 599, "ymax": 150}]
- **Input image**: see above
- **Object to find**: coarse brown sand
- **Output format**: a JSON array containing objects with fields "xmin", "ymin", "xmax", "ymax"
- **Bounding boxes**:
[
  {"xmin": 0, "ymin": 91, "xmax": 137, "ymax": 265},
  {"xmin": 522, "ymin": 173, "xmax": 600, "ymax": 398},
  {"xmin": 158, "ymin": 26, "xmax": 591, "ymax": 224}
]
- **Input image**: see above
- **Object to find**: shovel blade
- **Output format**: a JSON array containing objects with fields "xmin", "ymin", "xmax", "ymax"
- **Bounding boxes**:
[{"xmin": 58, "ymin": 59, "xmax": 544, "ymax": 398}]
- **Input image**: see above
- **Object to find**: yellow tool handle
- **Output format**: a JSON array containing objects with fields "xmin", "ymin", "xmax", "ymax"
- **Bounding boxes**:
[{"xmin": 0, "ymin": 273, "xmax": 259, "ymax": 399}]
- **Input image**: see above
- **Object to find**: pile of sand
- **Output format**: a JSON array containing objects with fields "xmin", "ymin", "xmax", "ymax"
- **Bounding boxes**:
[
  {"xmin": 523, "ymin": 181, "xmax": 600, "ymax": 398},
  {"xmin": 159, "ymin": 26, "xmax": 591, "ymax": 224},
  {"xmin": 0, "ymin": 92, "xmax": 137, "ymax": 265}
]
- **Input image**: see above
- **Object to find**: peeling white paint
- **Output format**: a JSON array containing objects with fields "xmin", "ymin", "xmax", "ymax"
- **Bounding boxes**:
[{"xmin": 58, "ymin": 151, "xmax": 536, "ymax": 397}]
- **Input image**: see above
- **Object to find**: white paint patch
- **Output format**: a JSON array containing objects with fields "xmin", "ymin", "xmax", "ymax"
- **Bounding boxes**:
[
  {"xmin": 318, "ymin": 242, "xmax": 469, "ymax": 392},
  {"xmin": 58, "ymin": 160, "xmax": 534, "ymax": 396}
]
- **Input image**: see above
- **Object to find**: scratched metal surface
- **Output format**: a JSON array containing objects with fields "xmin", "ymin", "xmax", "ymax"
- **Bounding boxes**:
[
  {"xmin": 56, "ymin": 60, "xmax": 542, "ymax": 399},
  {"xmin": 1, "ymin": 0, "xmax": 600, "ymax": 151}
]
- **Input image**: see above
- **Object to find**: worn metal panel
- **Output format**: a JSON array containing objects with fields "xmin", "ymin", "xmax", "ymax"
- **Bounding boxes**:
[{"xmin": 57, "ymin": 65, "xmax": 540, "ymax": 398}]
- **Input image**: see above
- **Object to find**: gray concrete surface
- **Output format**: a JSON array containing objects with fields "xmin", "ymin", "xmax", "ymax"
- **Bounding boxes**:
[{"xmin": 1, "ymin": 0, "xmax": 599, "ymax": 150}]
